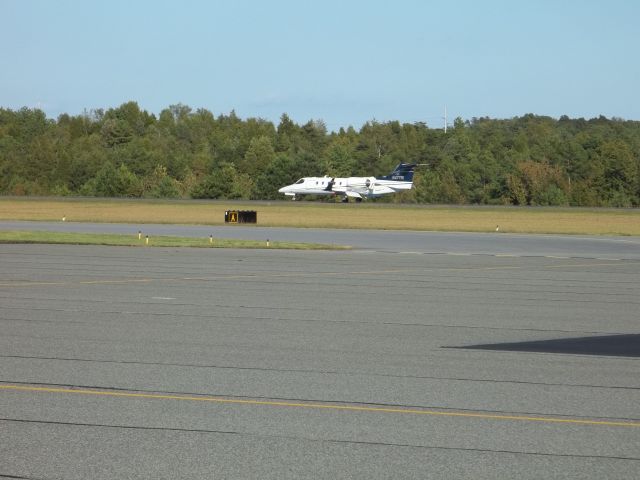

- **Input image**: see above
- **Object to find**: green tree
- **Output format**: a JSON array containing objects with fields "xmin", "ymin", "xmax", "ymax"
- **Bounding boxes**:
[
  {"xmin": 321, "ymin": 136, "xmax": 356, "ymax": 177},
  {"xmin": 253, "ymin": 153, "xmax": 296, "ymax": 199},
  {"xmin": 82, "ymin": 162, "xmax": 142, "ymax": 197},
  {"xmin": 599, "ymin": 140, "xmax": 638, "ymax": 206},
  {"xmin": 143, "ymin": 165, "xmax": 181, "ymax": 198},
  {"xmin": 190, "ymin": 162, "xmax": 239, "ymax": 199},
  {"xmin": 239, "ymin": 135, "xmax": 275, "ymax": 175},
  {"xmin": 3, "ymin": 104, "xmax": 640, "ymax": 205}
]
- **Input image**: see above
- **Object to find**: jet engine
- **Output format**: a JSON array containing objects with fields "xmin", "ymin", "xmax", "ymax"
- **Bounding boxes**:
[{"xmin": 365, "ymin": 177, "xmax": 376, "ymax": 193}]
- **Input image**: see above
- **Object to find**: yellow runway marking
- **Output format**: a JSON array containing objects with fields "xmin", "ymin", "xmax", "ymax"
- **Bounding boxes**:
[
  {"xmin": 184, "ymin": 269, "xmax": 409, "ymax": 281},
  {"xmin": 0, "ymin": 269, "xmax": 413, "ymax": 288},
  {"xmin": 456, "ymin": 266, "xmax": 521, "ymax": 271},
  {"xmin": 0, "ymin": 279, "xmax": 153, "ymax": 287},
  {"xmin": 545, "ymin": 262, "xmax": 640, "ymax": 269},
  {"xmin": 2, "ymin": 384, "xmax": 639, "ymax": 428}
]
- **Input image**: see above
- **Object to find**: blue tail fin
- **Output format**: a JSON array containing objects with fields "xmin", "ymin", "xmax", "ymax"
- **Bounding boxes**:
[{"xmin": 378, "ymin": 163, "xmax": 417, "ymax": 182}]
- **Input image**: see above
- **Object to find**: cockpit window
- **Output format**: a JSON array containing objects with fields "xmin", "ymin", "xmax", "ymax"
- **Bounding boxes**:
[{"xmin": 295, "ymin": 178, "xmax": 305, "ymax": 184}]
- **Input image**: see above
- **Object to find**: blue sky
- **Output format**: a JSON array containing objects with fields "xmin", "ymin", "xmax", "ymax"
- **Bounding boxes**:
[{"xmin": 2, "ymin": 0, "xmax": 639, "ymax": 129}]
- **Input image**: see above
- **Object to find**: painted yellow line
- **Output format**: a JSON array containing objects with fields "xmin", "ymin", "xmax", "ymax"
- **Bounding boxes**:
[
  {"xmin": 78, "ymin": 279, "xmax": 153, "ymax": 285},
  {"xmin": 0, "ymin": 279, "xmax": 153, "ymax": 287},
  {"xmin": 545, "ymin": 262, "xmax": 639, "ymax": 269},
  {"xmin": 2, "ymin": 384, "xmax": 638, "ymax": 428},
  {"xmin": 459, "ymin": 266, "xmax": 521, "ymax": 271},
  {"xmin": 0, "ymin": 269, "xmax": 409, "ymax": 288},
  {"xmin": 0, "ymin": 281, "xmax": 66, "ymax": 287}
]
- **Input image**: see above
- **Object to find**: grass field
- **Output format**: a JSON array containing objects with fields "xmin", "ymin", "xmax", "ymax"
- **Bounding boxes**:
[
  {"xmin": 1, "ymin": 197, "xmax": 639, "ymax": 236},
  {"xmin": 0, "ymin": 230, "xmax": 342, "ymax": 250}
]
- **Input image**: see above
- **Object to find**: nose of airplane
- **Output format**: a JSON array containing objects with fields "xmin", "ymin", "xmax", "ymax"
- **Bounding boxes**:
[{"xmin": 278, "ymin": 186, "xmax": 289, "ymax": 193}]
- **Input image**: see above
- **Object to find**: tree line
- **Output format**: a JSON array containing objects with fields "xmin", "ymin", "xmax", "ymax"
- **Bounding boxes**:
[{"xmin": 1, "ymin": 101, "xmax": 639, "ymax": 206}]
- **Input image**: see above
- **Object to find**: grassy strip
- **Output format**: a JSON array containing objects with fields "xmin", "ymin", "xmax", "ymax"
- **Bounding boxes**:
[
  {"xmin": 1, "ymin": 197, "xmax": 640, "ymax": 235},
  {"xmin": 0, "ymin": 230, "xmax": 346, "ymax": 250}
]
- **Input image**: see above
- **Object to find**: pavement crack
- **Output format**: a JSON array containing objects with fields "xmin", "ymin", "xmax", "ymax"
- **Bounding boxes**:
[{"xmin": 2, "ymin": 417, "xmax": 639, "ymax": 462}]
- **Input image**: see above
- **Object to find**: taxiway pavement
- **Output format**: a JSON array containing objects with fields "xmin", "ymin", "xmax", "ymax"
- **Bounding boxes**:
[
  {"xmin": 2, "ymin": 220, "xmax": 640, "ymax": 259},
  {"xmin": 0, "ymin": 231, "xmax": 639, "ymax": 479}
]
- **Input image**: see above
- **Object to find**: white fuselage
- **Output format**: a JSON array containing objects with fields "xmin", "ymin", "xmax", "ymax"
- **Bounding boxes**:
[
  {"xmin": 278, "ymin": 175, "xmax": 413, "ymax": 199},
  {"xmin": 278, "ymin": 176, "xmax": 335, "ymax": 197}
]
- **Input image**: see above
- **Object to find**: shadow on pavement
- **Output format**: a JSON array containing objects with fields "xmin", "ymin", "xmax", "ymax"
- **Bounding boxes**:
[{"xmin": 453, "ymin": 334, "xmax": 640, "ymax": 357}]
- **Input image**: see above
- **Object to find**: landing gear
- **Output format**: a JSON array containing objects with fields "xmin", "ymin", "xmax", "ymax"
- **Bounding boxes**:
[{"xmin": 341, "ymin": 196, "xmax": 349, "ymax": 203}]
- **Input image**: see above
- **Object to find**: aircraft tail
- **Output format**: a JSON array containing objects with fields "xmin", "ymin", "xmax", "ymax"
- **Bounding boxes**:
[{"xmin": 377, "ymin": 163, "xmax": 417, "ymax": 182}]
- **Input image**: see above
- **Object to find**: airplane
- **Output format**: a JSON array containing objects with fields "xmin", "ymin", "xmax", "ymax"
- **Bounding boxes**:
[{"xmin": 278, "ymin": 163, "xmax": 420, "ymax": 202}]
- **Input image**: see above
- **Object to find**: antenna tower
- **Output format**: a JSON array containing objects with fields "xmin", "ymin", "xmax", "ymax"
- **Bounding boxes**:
[{"xmin": 444, "ymin": 106, "xmax": 447, "ymax": 134}]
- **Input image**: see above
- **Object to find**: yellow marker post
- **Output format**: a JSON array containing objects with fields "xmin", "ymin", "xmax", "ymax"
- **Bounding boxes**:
[
  {"xmin": 145, "ymin": 235, "xmax": 149, "ymax": 245},
  {"xmin": 209, "ymin": 235, "xmax": 213, "ymax": 244},
  {"xmin": 138, "ymin": 231, "xmax": 142, "ymax": 240}
]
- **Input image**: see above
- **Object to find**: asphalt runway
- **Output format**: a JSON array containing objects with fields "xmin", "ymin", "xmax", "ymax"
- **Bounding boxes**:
[
  {"xmin": 3, "ymin": 220, "xmax": 640, "ymax": 259},
  {"xmin": 1, "ymin": 230, "xmax": 639, "ymax": 478}
]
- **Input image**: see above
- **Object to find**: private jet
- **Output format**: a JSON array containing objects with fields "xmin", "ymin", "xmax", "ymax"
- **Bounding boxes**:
[{"xmin": 278, "ymin": 163, "xmax": 419, "ymax": 202}]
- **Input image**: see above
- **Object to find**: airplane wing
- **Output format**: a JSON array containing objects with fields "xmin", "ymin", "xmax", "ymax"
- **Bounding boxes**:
[{"xmin": 370, "ymin": 185, "xmax": 396, "ymax": 195}]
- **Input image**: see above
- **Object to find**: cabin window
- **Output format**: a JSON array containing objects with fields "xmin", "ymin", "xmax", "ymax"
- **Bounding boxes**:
[{"xmin": 295, "ymin": 179, "xmax": 304, "ymax": 184}]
